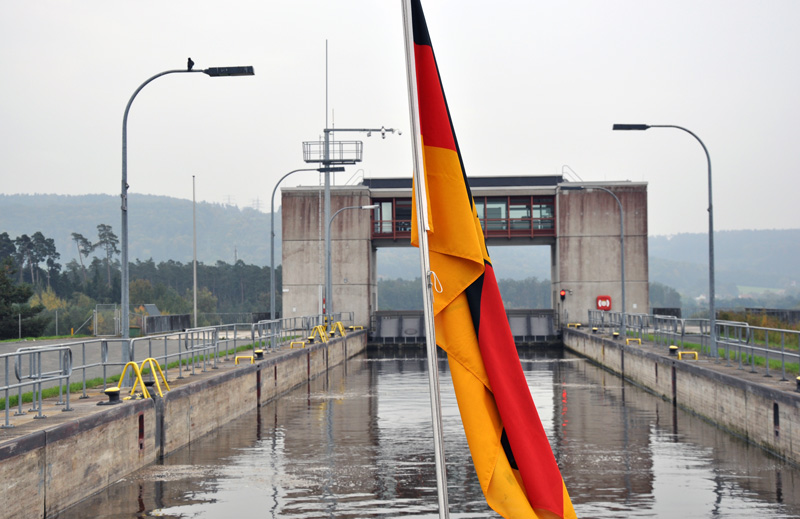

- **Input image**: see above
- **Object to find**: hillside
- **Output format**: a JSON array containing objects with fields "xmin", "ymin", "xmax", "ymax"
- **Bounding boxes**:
[
  {"xmin": 0, "ymin": 193, "xmax": 279, "ymax": 266},
  {"xmin": 1, "ymin": 194, "xmax": 797, "ymax": 297}
]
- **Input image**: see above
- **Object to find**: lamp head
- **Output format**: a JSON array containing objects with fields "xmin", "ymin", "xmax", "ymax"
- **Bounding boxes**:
[
  {"xmin": 613, "ymin": 124, "xmax": 649, "ymax": 131},
  {"xmin": 203, "ymin": 66, "xmax": 255, "ymax": 77}
]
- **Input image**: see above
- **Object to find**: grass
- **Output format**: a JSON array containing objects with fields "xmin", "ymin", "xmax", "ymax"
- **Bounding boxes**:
[
  {"xmin": 0, "ymin": 342, "xmax": 262, "ymax": 412},
  {"xmin": 643, "ymin": 331, "xmax": 800, "ymax": 376},
  {"xmin": 1, "ymin": 334, "xmax": 92, "ymax": 344}
]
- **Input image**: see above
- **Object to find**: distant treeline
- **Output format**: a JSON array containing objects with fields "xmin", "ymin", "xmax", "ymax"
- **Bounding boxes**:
[{"xmin": 0, "ymin": 226, "xmax": 280, "ymax": 339}]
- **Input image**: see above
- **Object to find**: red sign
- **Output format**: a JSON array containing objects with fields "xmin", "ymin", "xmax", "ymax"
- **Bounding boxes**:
[{"xmin": 596, "ymin": 295, "xmax": 612, "ymax": 311}]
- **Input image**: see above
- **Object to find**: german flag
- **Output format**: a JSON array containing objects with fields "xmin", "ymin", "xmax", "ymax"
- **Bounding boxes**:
[{"xmin": 407, "ymin": 1, "xmax": 576, "ymax": 517}]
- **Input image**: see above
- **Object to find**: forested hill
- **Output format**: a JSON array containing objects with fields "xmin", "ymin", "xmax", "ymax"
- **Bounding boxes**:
[
  {"xmin": 0, "ymin": 193, "xmax": 278, "ymax": 266},
  {"xmin": 1, "ymin": 193, "xmax": 797, "ymax": 295}
]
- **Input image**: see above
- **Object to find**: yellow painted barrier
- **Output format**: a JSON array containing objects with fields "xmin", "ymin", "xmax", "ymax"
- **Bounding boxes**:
[
  {"xmin": 290, "ymin": 340, "xmax": 306, "ymax": 349},
  {"xmin": 308, "ymin": 325, "xmax": 330, "ymax": 344},
  {"xmin": 331, "ymin": 321, "xmax": 347, "ymax": 337},
  {"xmin": 348, "ymin": 325, "xmax": 364, "ymax": 331},
  {"xmin": 567, "ymin": 323, "xmax": 581, "ymax": 328},
  {"xmin": 235, "ymin": 355, "xmax": 254, "ymax": 365},
  {"xmin": 114, "ymin": 361, "xmax": 151, "ymax": 400},
  {"xmin": 139, "ymin": 358, "xmax": 170, "ymax": 398},
  {"xmin": 678, "ymin": 351, "xmax": 698, "ymax": 360},
  {"xmin": 626, "ymin": 338, "xmax": 642, "ymax": 345}
]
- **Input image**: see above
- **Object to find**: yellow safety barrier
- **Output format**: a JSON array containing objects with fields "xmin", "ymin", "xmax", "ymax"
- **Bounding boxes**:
[
  {"xmin": 348, "ymin": 325, "xmax": 364, "ymax": 331},
  {"xmin": 113, "ymin": 361, "xmax": 151, "ymax": 400},
  {"xmin": 626, "ymin": 338, "xmax": 642, "ymax": 345},
  {"xmin": 235, "ymin": 355, "xmax": 254, "ymax": 365},
  {"xmin": 139, "ymin": 358, "xmax": 171, "ymax": 398},
  {"xmin": 290, "ymin": 340, "xmax": 306, "ymax": 349},
  {"xmin": 678, "ymin": 351, "xmax": 698, "ymax": 360},
  {"xmin": 330, "ymin": 321, "xmax": 347, "ymax": 337},
  {"xmin": 307, "ymin": 325, "xmax": 330, "ymax": 344},
  {"xmin": 567, "ymin": 323, "xmax": 581, "ymax": 328}
]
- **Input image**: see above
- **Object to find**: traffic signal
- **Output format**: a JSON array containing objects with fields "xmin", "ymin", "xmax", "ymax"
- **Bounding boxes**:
[{"xmin": 560, "ymin": 289, "xmax": 566, "ymax": 302}]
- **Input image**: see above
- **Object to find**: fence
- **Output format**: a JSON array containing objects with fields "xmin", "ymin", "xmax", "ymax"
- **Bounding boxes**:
[
  {"xmin": 587, "ymin": 309, "xmax": 800, "ymax": 380},
  {"xmin": 0, "ymin": 311, "xmax": 356, "ymax": 428}
]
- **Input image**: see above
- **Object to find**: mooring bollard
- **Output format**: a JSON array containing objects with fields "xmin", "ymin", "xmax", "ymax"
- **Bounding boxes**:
[
  {"xmin": 99, "ymin": 387, "xmax": 122, "ymax": 406},
  {"xmin": 669, "ymin": 345, "xmax": 678, "ymax": 356}
]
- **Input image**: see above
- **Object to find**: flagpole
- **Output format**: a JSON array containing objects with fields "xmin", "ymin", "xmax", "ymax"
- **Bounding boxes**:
[{"xmin": 401, "ymin": 1, "xmax": 450, "ymax": 517}]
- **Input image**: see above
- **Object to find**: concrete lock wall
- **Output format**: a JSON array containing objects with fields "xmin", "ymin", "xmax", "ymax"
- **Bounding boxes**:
[
  {"xmin": 555, "ymin": 183, "xmax": 649, "ymax": 325},
  {"xmin": 282, "ymin": 186, "xmax": 374, "ymax": 325},
  {"xmin": 0, "ymin": 332, "xmax": 367, "ymax": 519},
  {"xmin": 563, "ymin": 330, "xmax": 800, "ymax": 465}
]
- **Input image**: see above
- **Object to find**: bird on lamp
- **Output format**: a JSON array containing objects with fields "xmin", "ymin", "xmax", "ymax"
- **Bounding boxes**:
[{"xmin": 187, "ymin": 57, "xmax": 194, "ymax": 71}]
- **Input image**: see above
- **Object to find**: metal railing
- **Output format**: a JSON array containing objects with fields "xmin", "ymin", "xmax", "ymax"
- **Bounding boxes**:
[
  {"xmin": 2, "ymin": 346, "xmax": 73, "ymax": 428},
  {"xmin": 586, "ymin": 310, "xmax": 800, "ymax": 378},
  {"xmin": 0, "ymin": 312, "xmax": 362, "ymax": 427}
]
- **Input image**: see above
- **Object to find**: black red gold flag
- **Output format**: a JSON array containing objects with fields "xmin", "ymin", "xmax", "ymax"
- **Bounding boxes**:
[{"xmin": 406, "ymin": 1, "xmax": 577, "ymax": 517}]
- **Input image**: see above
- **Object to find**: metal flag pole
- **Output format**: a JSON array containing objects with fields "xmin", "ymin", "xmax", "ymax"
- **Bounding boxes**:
[{"xmin": 401, "ymin": 0, "xmax": 450, "ymax": 517}]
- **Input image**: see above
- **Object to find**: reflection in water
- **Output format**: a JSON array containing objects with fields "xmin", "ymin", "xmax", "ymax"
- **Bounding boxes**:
[{"xmin": 59, "ymin": 349, "xmax": 800, "ymax": 518}]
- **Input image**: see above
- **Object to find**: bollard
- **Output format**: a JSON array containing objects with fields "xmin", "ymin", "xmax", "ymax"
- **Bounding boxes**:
[
  {"xmin": 99, "ymin": 387, "xmax": 122, "ymax": 406},
  {"xmin": 612, "ymin": 332, "xmax": 620, "ymax": 340},
  {"xmin": 254, "ymin": 349, "xmax": 264, "ymax": 360},
  {"xmin": 669, "ymin": 345, "xmax": 678, "ymax": 356},
  {"xmin": 592, "ymin": 327, "xmax": 598, "ymax": 334},
  {"xmin": 796, "ymin": 377, "xmax": 800, "ymax": 393}
]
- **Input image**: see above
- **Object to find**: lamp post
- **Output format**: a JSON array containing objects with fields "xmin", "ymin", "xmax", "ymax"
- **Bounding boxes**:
[
  {"xmin": 613, "ymin": 123, "xmax": 715, "ymax": 357},
  {"xmin": 311, "ymin": 127, "xmax": 400, "ymax": 318},
  {"xmin": 326, "ymin": 204, "xmax": 378, "ymax": 317},
  {"xmin": 560, "ymin": 185, "xmax": 626, "ymax": 337},
  {"xmin": 269, "ymin": 168, "xmax": 322, "ymax": 321},
  {"xmin": 192, "ymin": 175, "xmax": 197, "ymax": 329},
  {"xmin": 121, "ymin": 63, "xmax": 254, "ymax": 344}
]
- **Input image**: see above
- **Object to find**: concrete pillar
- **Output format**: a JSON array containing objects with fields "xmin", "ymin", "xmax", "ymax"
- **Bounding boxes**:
[
  {"xmin": 282, "ymin": 186, "xmax": 375, "ymax": 326},
  {"xmin": 556, "ymin": 183, "xmax": 649, "ymax": 324}
]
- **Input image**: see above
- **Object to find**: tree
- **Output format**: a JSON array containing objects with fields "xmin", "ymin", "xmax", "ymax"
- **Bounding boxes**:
[
  {"xmin": 650, "ymin": 281, "xmax": 682, "ymax": 308},
  {"xmin": 13, "ymin": 234, "xmax": 33, "ymax": 284},
  {"xmin": 95, "ymin": 224, "xmax": 120, "ymax": 288},
  {"xmin": 0, "ymin": 258, "xmax": 49, "ymax": 339},
  {"xmin": 71, "ymin": 232, "xmax": 93, "ymax": 285},
  {"xmin": 32, "ymin": 232, "xmax": 60, "ymax": 289},
  {"xmin": 0, "ymin": 232, "xmax": 15, "ymax": 264}
]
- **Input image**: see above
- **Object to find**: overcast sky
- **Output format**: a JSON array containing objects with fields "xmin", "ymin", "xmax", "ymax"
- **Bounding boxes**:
[{"xmin": 1, "ymin": 0, "xmax": 798, "ymax": 236}]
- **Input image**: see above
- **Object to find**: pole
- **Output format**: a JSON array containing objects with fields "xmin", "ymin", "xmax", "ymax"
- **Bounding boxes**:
[
  {"xmin": 123, "ymin": 69, "xmax": 201, "ymax": 341},
  {"xmin": 324, "ymin": 128, "xmax": 331, "ymax": 319},
  {"xmin": 193, "ymin": 175, "xmax": 198, "ymax": 329},
  {"xmin": 401, "ymin": 0, "xmax": 449, "ymax": 516},
  {"xmin": 121, "ymin": 64, "xmax": 253, "ymax": 339},
  {"xmin": 327, "ymin": 205, "xmax": 377, "ymax": 317},
  {"xmin": 324, "ymin": 41, "xmax": 331, "ymax": 319},
  {"xmin": 270, "ymin": 168, "xmax": 319, "ymax": 320},
  {"xmin": 650, "ymin": 125, "xmax": 715, "ymax": 358},
  {"xmin": 614, "ymin": 124, "xmax": 714, "ymax": 356},
  {"xmin": 594, "ymin": 187, "xmax": 625, "ymax": 338}
]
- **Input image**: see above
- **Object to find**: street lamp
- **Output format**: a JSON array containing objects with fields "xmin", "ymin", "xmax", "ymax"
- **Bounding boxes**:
[
  {"xmin": 121, "ymin": 62, "xmax": 254, "ymax": 342},
  {"xmin": 613, "ymin": 123, "xmax": 715, "ymax": 356},
  {"xmin": 326, "ymin": 204, "xmax": 378, "ymax": 317},
  {"xmin": 306, "ymin": 126, "xmax": 400, "ymax": 318},
  {"xmin": 560, "ymin": 185, "xmax": 626, "ymax": 337},
  {"xmin": 269, "ymin": 168, "xmax": 329, "ymax": 321}
]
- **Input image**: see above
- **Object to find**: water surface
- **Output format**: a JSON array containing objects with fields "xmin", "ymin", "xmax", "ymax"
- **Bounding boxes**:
[{"xmin": 59, "ymin": 349, "xmax": 800, "ymax": 518}]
